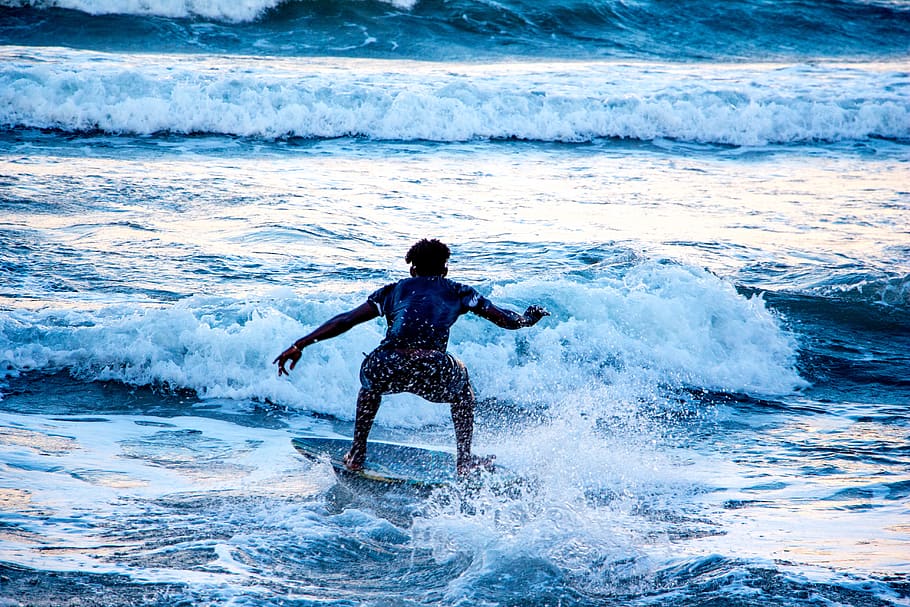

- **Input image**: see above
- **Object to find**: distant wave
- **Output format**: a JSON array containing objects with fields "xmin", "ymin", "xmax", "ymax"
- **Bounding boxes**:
[
  {"xmin": 2, "ymin": 49, "xmax": 908, "ymax": 145},
  {"xmin": 1, "ymin": 0, "xmax": 417, "ymax": 21},
  {"xmin": 2, "ymin": 0, "xmax": 909, "ymax": 60},
  {"xmin": 3, "ymin": 0, "xmax": 286, "ymax": 22}
]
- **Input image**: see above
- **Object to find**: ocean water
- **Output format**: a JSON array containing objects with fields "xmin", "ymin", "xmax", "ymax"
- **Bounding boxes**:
[{"xmin": 1, "ymin": 1, "xmax": 909, "ymax": 605}]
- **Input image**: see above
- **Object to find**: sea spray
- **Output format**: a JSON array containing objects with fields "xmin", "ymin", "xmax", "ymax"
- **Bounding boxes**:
[{"xmin": 1, "ymin": 262, "xmax": 804, "ymax": 420}]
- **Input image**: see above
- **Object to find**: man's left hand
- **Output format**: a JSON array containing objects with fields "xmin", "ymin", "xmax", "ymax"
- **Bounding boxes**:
[{"xmin": 523, "ymin": 305, "xmax": 550, "ymax": 326}]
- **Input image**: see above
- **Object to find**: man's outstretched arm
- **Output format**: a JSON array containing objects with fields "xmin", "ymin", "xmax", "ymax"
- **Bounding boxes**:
[
  {"xmin": 474, "ymin": 301, "xmax": 549, "ymax": 330},
  {"xmin": 273, "ymin": 301, "xmax": 379, "ymax": 376}
]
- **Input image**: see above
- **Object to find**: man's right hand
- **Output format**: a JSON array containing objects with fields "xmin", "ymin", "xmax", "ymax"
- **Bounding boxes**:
[{"xmin": 273, "ymin": 345, "xmax": 302, "ymax": 376}]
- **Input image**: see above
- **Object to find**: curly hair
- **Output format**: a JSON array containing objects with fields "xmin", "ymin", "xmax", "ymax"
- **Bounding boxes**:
[{"xmin": 405, "ymin": 239, "xmax": 451, "ymax": 276}]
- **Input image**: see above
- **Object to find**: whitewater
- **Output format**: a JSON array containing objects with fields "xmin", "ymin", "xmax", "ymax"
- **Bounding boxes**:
[{"xmin": 2, "ymin": 49, "xmax": 908, "ymax": 144}]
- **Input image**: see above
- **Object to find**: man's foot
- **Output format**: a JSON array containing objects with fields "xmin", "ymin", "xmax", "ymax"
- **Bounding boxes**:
[
  {"xmin": 457, "ymin": 454, "xmax": 496, "ymax": 478},
  {"xmin": 342, "ymin": 451, "xmax": 364, "ymax": 472}
]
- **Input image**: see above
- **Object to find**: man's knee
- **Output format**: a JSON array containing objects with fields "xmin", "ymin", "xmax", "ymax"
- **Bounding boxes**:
[{"xmin": 456, "ymin": 382, "xmax": 475, "ymax": 406}]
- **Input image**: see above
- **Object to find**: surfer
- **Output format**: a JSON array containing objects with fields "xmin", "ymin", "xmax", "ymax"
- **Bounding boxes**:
[{"xmin": 274, "ymin": 238, "xmax": 549, "ymax": 477}]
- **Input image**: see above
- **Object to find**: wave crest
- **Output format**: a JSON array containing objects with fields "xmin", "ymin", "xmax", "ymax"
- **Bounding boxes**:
[
  {"xmin": 2, "ymin": 0, "xmax": 294, "ymax": 21},
  {"xmin": 2, "ymin": 50, "xmax": 907, "ymax": 145},
  {"xmin": 0, "ymin": 263, "xmax": 806, "ymax": 419}
]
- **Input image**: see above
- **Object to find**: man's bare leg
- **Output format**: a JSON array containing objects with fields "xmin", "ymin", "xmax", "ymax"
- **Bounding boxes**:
[
  {"xmin": 343, "ymin": 388, "xmax": 381, "ymax": 471},
  {"xmin": 451, "ymin": 383, "xmax": 493, "ymax": 476}
]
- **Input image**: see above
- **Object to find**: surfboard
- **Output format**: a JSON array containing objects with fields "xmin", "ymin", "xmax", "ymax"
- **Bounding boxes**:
[{"xmin": 292, "ymin": 436, "xmax": 460, "ymax": 488}]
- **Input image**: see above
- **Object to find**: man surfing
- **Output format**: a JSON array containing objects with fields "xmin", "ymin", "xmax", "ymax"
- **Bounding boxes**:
[{"xmin": 274, "ymin": 238, "xmax": 549, "ymax": 477}]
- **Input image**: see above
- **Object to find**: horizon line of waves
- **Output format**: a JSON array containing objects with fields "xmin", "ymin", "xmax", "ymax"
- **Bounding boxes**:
[
  {"xmin": 1, "ymin": 0, "xmax": 417, "ymax": 23},
  {"xmin": 3, "ymin": 0, "xmax": 289, "ymax": 22},
  {"xmin": 2, "ymin": 55, "xmax": 907, "ymax": 146}
]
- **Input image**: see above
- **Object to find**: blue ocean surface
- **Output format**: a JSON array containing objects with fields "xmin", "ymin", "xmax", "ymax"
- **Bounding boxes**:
[
  {"xmin": 1, "ymin": 1, "xmax": 909, "ymax": 606},
  {"xmin": 3, "ymin": 0, "xmax": 910, "ymax": 60}
]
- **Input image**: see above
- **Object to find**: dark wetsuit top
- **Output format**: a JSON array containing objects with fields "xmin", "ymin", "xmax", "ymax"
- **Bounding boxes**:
[{"xmin": 367, "ymin": 276, "xmax": 490, "ymax": 352}]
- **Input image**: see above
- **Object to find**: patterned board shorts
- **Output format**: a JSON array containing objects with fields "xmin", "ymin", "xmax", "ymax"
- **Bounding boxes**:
[{"xmin": 359, "ymin": 348, "xmax": 471, "ymax": 403}]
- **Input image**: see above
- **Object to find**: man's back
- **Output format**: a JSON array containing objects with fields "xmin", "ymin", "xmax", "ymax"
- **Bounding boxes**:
[{"xmin": 369, "ymin": 276, "xmax": 487, "ymax": 352}]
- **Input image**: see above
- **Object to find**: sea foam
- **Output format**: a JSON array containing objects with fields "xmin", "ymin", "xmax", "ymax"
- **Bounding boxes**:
[
  {"xmin": 0, "ymin": 264, "xmax": 806, "ymax": 425},
  {"xmin": 2, "ymin": 49, "xmax": 907, "ymax": 146}
]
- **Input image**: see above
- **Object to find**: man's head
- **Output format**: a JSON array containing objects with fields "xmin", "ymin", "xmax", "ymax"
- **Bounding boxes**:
[{"xmin": 406, "ymin": 239, "xmax": 450, "ymax": 277}]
